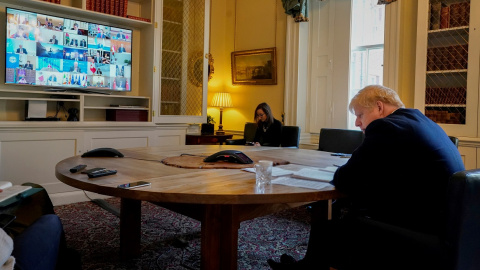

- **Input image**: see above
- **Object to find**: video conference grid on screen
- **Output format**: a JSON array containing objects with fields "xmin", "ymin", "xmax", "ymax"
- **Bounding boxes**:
[{"xmin": 5, "ymin": 8, "xmax": 132, "ymax": 92}]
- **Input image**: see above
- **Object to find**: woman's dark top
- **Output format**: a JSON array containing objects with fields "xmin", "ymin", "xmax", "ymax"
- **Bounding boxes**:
[{"xmin": 253, "ymin": 118, "xmax": 282, "ymax": 147}]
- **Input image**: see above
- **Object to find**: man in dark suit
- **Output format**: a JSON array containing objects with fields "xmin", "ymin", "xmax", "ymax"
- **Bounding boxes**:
[
  {"xmin": 79, "ymin": 39, "xmax": 86, "ymax": 47},
  {"xmin": 69, "ymin": 61, "xmax": 81, "ymax": 73},
  {"xmin": 71, "ymin": 23, "xmax": 82, "ymax": 35},
  {"xmin": 117, "ymin": 44, "xmax": 126, "ymax": 53},
  {"xmin": 70, "ymin": 39, "xmax": 78, "ymax": 47},
  {"xmin": 16, "ymin": 45, "xmax": 27, "ymax": 54},
  {"xmin": 49, "ymin": 35, "xmax": 58, "ymax": 45},
  {"xmin": 93, "ymin": 51, "xmax": 103, "ymax": 64},
  {"xmin": 268, "ymin": 85, "xmax": 466, "ymax": 270},
  {"xmin": 24, "ymin": 61, "xmax": 33, "ymax": 70},
  {"xmin": 116, "ymin": 31, "xmax": 126, "ymax": 40}
]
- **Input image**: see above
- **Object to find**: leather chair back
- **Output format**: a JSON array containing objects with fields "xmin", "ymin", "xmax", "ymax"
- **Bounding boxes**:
[
  {"xmin": 243, "ymin": 122, "xmax": 257, "ymax": 143},
  {"xmin": 225, "ymin": 122, "xmax": 257, "ymax": 145},
  {"xmin": 281, "ymin": 126, "xmax": 301, "ymax": 148},
  {"xmin": 446, "ymin": 169, "xmax": 480, "ymax": 269},
  {"xmin": 449, "ymin": 136, "xmax": 459, "ymax": 148},
  {"xmin": 318, "ymin": 128, "xmax": 364, "ymax": 154},
  {"xmin": 335, "ymin": 169, "xmax": 480, "ymax": 270}
]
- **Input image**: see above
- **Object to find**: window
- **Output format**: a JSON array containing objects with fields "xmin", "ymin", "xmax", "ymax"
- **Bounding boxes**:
[{"xmin": 348, "ymin": 0, "xmax": 385, "ymax": 129}]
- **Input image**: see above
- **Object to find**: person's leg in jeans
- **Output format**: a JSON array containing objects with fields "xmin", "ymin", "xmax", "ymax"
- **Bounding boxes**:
[{"xmin": 12, "ymin": 214, "xmax": 62, "ymax": 270}]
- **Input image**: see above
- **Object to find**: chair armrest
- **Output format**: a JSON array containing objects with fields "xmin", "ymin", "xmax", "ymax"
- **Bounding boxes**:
[{"xmin": 225, "ymin": 139, "xmax": 246, "ymax": 145}]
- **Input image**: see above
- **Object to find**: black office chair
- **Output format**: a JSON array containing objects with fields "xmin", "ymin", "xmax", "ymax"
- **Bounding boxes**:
[
  {"xmin": 449, "ymin": 136, "xmax": 459, "ymax": 148},
  {"xmin": 225, "ymin": 122, "xmax": 257, "ymax": 145},
  {"xmin": 318, "ymin": 128, "xmax": 364, "ymax": 154},
  {"xmin": 280, "ymin": 126, "xmax": 301, "ymax": 148},
  {"xmin": 329, "ymin": 168, "xmax": 480, "ymax": 270}
]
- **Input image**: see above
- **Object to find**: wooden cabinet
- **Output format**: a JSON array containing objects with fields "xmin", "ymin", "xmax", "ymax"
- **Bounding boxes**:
[
  {"xmin": 415, "ymin": 0, "xmax": 480, "ymax": 169},
  {"xmin": 152, "ymin": 0, "xmax": 210, "ymax": 124},
  {"xmin": 415, "ymin": 0, "xmax": 480, "ymax": 137},
  {"xmin": 185, "ymin": 134, "xmax": 233, "ymax": 145},
  {"xmin": 0, "ymin": 0, "xmax": 210, "ymax": 125},
  {"xmin": 0, "ymin": 0, "xmax": 210, "ymax": 204},
  {"xmin": 0, "ymin": 0, "xmax": 154, "ymax": 123}
]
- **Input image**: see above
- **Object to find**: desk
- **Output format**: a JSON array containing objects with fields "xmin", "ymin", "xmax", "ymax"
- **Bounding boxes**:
[
  {"xmin": 185, "ymin": 134, "xmax": 233, "ymax": 145},
  {"xmin": 55, "ymin": 145, "xmax": 346, "ymax": 270}
]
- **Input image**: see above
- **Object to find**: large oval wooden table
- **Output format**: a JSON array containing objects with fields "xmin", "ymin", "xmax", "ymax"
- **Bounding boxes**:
[{"xmin": 55, "ymin": 145, "xmax": 347, "ymax": 270}]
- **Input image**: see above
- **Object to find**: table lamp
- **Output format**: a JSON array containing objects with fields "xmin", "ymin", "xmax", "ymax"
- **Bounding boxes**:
[{"xmin": 210, "ymin": 92, "xmax": 233, "ymax": 135}]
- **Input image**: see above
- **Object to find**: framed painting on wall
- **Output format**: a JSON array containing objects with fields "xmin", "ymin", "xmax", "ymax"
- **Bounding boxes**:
[{"xmin": 231, "ymin": 47, "xmax": 277, "ymax": 85}]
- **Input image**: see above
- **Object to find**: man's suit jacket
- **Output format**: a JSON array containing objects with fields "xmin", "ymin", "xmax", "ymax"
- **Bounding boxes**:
[
  {"xmin": 16, "ymin": 48, "xmax": 27, "ymax": 54},
  {"xmin": 118, "ymin": 47, "xmax": 126, "ymax": 53},
  {"xmin": 49, "ymin": 39, "xmax": 58, "ymax": 44},
  {"xmin": 24, "ymin": 64, "xmax": 33, "ymax": 70},
  {"xmin": 331, "ymin": 108, "xmax": 465, "ymax": 233},
  {"xmin": 69, "ymin": 66, "xmax": 81, "ymax": 73}
]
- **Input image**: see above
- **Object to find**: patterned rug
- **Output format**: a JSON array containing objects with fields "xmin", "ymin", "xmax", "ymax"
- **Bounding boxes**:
[{"xmin": 54, "ymin": 198, "xmax": 312, "ymax": 270}]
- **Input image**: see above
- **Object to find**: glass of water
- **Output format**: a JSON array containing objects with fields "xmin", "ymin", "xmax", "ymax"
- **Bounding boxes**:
[{"xmin": 255, "ymin": 160, "xmax": 273, "ymax": 186}]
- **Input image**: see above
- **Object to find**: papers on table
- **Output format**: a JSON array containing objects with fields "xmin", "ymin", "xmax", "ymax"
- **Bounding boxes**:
[
  {"xmin": 272, "ymin": 177, "xmax": 333, "ymax": 190},
  {"xmin": 0, "ymin": 183, "xmax": 32, "ymax": 203},
  {"xmin": 242, "ymin": 166, "xmax": 337, "ymax": 190},
  {"xmin": 291, "ymin": 168, "xmax": 334, "ymax": 182},
  {"xmin": 242, "ymin": 167, "xmax": 294, "ymax": 177}
]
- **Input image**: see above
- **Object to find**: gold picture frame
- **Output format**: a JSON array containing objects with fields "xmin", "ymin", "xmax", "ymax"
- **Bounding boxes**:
[
  {"xmin": 188, "ymin": 52, "xmax": 214, "ymax": 87},
  {"xmin": 231, "ymin": 47, "xmax": 277, "ymax": 85}
]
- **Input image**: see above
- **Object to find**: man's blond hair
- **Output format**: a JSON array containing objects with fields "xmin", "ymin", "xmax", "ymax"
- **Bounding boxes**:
[{"xmin": 349, "ymin": 85, "xmax": 405, "ymax": 114}]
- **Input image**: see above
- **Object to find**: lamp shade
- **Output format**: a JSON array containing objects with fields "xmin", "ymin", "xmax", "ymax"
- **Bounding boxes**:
[{"xmin": 210, "ymin": 92, "xmax": 233, "ymax": 108}]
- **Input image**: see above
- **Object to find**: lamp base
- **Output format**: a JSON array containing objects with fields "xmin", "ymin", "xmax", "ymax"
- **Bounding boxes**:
[{"xmin": 215, "ymin": 130, "xmax": 225, "ymax": 135}]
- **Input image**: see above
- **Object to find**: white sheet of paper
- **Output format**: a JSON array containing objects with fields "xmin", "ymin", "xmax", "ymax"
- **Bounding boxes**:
[
  {"xmin": 272, "ymin": 176, "xmax": 333, "ymax": 190},
  {"xmin": 291, "ymin": 168, "xmax": 334, "ymax": 182},
  {"xmin": 242, "ymin": 167, "xmax": 294, "ymax": 177}
]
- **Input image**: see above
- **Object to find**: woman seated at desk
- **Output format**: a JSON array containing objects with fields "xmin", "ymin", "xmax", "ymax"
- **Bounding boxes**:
[{"xmin": 253, "ymin": 102, "xmax": 282, "ymax": 147}]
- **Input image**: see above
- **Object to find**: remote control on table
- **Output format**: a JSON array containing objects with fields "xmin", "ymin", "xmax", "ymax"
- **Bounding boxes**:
[
  {"xmin": 87, "ymin": 169, "xmax": 117, "ymax": 178},
  {"xmin": 70, "ymin": 164, "xmax": 87, "ymax": 173}
]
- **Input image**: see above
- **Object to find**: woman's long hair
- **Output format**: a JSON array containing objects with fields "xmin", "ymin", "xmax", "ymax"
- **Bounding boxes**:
[{"xmin": 254, "ymin": 102, "xmax": 274, "ymax": 126}]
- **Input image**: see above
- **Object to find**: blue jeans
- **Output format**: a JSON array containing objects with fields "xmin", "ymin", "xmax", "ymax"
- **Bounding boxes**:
[{"xmin": 12, "ymin": 214, "xmax": 62, "ymax": 270}]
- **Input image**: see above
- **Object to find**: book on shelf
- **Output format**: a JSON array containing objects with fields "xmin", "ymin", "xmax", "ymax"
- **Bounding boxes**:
[
  {"xmin": 115, "ymin": 0, "xmax": 120, "ymax": 16},
  {"xmin": 110, "ymin": 0, "xmax": 115, "ymax": 15},
  {"xmin": 126, "ymin": 15, "xmax": 152, "ymax": 22},
  {"xmin": 0, "ymin": 181, "xmax": 32, "ymax": 203},
  {"xmin": 105, "ymin": 0, "xmax": 110, "ymax": 15},
  {"xmin": 430, "ymin": 2, "xmax": 441, "ymax": 30},
  {"xmin": 119, "ymin": 0, "xmax": 124, "ymax": 17},
  {"xmin": 440, "ymin": 5, "xmax": 450, "ymax": 29},
  {"xmin": 123, "ymin": 0, "xmax": 128, "ymax": 17},
  {"xmin": 110, "ymin": 104, "xmax": 147, "ymax": 108},
  {"xmin": 95, "ymin": 0, "xmax": 101, "ymax": 12}
]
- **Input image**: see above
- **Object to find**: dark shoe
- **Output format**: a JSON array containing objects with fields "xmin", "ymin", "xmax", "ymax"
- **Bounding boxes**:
[
  {"xmin": 267, "ymin": 255, "xmax": 316, "ymax": 270},
  {"xmin": 268, "ymin": 254, "xmax": 304, "ymax": 270},
  {"xmin": 267, "ymin": 259, "xmax": 290, "ymax": 270},
  {"xmin": 280, "ymin": 254, "xmax": 297, "ymax": 264}
]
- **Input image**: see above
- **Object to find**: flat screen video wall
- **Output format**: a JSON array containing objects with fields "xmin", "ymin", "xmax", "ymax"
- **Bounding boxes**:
[{"xmin": 5, "ymin": 7, "xmax": 133, "ymax": 92}]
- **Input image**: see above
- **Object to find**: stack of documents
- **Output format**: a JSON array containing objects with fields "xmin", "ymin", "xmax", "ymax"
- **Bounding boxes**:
[
  {"xmin": 291, "ymin": 168, "xmax": 334, "ymax": 182},
  {"xmin": 243, "ymin": 167, "xmax": 337, "ymax": 190},
  {"xmin": 0, "ymin": 181, "xmax": 32, "ymax": 203}
]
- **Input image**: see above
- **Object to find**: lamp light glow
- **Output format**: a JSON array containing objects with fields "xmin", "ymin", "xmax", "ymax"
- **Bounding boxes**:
[{"xmin": 210, "ymin": 92, "xmax": 233, "ymax": 135}]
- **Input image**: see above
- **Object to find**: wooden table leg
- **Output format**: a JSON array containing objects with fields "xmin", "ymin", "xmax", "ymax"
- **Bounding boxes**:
[
  {"xmin": 201, "ymin": 205, "xmax": 239, "ymax": 270},
  {"xmin": 120, "ymin": 198, "xmax": 141, "ymax": 258}
]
